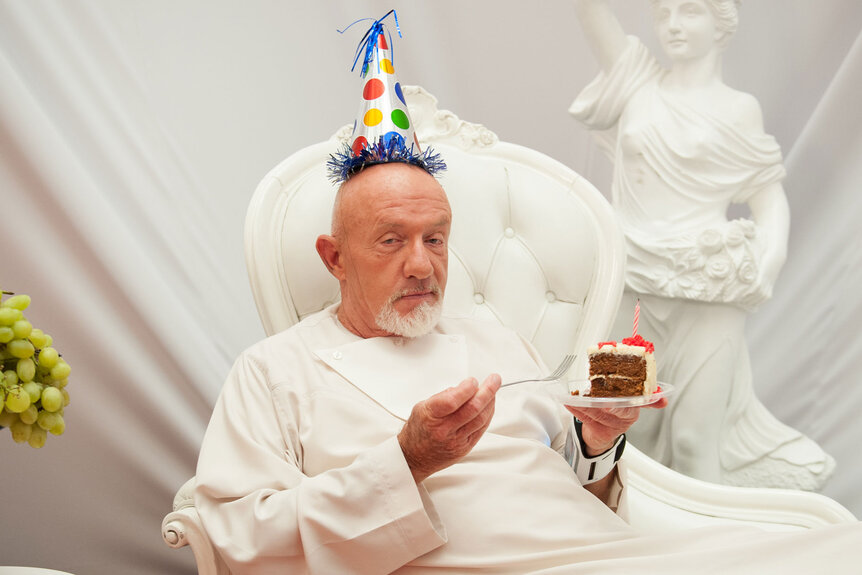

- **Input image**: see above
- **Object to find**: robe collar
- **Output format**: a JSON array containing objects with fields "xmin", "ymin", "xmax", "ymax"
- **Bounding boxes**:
[{"xmin": 314, "ymin": 316, "xmax": 469, "ymax": 421}]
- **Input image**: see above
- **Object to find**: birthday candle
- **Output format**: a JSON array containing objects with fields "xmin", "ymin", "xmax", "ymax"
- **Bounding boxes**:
[{"xmin": 633, "ymin": 299, "xmax": 640, "ymax": 337}]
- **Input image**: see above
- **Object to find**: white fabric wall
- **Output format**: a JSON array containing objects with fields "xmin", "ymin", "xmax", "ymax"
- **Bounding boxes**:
[{"xmin": 0, "ymin": 1, "xmax": 859, "ymax": 573}]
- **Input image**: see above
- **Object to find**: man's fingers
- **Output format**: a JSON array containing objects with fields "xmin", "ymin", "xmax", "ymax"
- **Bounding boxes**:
[
  {"xmin": 425, "ymin": 377, "xmax": 480, "ymax": 418},
  {"xmin": 457, "ymin": 394, "xmax": 497, "ymax": 439},
  {"xmin": 446, "ymin": 373, "xmax": 500, "ymax": 429}
]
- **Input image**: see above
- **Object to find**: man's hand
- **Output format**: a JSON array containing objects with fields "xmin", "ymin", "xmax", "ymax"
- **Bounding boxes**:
[
  {"xmin": 398, "ymin": 374, "xmax": 501, "ymax": 483},
  {"xmin": 566, "ymin": 398, "xmax": 667, "ymax": 455}
]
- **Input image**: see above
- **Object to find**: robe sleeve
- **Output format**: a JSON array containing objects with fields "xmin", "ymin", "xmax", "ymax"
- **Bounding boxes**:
[
  {"xmin": 569, "ymin": 36, "xmax": 664, "ymax": 157},
  {"xmin": 194, "ymin": 352, "xmax": 446, "ymax": 574}
]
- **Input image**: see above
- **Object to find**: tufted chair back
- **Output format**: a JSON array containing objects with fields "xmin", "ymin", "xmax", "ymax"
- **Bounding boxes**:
[{"xmin": 244, "ymin": 86, "xmax": 625, "ymax": 371}]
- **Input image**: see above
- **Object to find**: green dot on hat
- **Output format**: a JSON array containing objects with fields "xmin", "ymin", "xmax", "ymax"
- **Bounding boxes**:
[{"xmin": 391, "ymin": 108, "xmax": 410, "ymax": 130}]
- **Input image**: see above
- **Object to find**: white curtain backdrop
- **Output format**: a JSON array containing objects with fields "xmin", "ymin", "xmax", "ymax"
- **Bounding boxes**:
[{"xmin": 0, "ymin": 1, "xmax": 859, "ymax": 573}]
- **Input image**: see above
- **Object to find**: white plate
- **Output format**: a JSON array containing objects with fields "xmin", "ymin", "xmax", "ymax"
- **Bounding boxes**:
[{"xmin": 551, "ymin": 380, "xmax": 674, "ymax": 408}]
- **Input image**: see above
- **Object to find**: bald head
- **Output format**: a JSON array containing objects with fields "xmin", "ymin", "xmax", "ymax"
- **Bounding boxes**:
[{"xmin": 330, "ymin": 163, "xmax": 448, "ymax": 238}]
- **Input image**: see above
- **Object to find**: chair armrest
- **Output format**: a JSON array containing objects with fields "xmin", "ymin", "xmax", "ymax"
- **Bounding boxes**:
[
  {"xmin": 625, "ymin": 444, "xmax": 857, "ymax": 532},
  {"xmin": 161, "ymin": 477, "xmax": 231, "ymax": 575}
]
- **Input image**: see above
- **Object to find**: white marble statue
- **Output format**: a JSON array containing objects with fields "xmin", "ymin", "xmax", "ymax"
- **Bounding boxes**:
[{"xmin": 568, "ymin": 0, "xmax": 834, "ymax": 489}]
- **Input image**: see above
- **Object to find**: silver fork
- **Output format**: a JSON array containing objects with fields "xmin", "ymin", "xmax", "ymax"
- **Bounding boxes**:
[{"xmin": 500, "ymin": 354, "xmax": 577, "ymax": 388}]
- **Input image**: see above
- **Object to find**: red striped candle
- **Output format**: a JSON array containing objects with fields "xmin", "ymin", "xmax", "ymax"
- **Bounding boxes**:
[{"xmin": 633, "ymin": 299, "xmax": 640, "ymax": 337}]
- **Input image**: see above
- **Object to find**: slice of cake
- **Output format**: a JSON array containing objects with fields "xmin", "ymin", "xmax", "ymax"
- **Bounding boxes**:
[{"xmin": 586, "ymin": 335, "xmax": 657, "ymax": 397}]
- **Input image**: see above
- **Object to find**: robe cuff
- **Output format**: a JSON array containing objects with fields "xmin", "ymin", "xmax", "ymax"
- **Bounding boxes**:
[{"xmin": 376, "ymin": 435, "xmax": 448, "ymax": 556}]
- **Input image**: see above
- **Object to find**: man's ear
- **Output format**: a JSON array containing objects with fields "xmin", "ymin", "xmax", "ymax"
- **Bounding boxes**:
[{"xmin": 316, "ymin": 234, "xmax": 346, "ymax": 280}]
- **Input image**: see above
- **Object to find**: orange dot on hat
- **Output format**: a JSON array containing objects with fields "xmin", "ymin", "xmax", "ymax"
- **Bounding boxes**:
[
  {"xmin": 352, "ymin": 136, "xmax": 368, "ymax": 156},
  {"xmin": 380, "ymin": 59, "xmax": 394, "ymax": 74},
  {"xmin": 363, "ymin": 108, "xmax": 383, "ymax": 126},
  {"xmin": 363, "ymin": 78, "xmax": 385, "ymax": 100}
]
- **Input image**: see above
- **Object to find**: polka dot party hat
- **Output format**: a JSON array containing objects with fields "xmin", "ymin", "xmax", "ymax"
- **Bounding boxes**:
[{"xmin": 327, "ymin": 10, "xmax": 446, "ymax": 184}]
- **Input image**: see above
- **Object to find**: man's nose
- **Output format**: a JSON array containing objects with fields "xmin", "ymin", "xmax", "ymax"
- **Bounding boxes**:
[
  {"xmin": 667, "ymin": 11, "xmax": 681, "ymax": 31},
  {"xmin": 404, "ymin": 239, "xmax": 433, "ymax": 279}
]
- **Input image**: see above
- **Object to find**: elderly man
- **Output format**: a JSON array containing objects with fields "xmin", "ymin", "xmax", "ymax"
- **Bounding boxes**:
[{"xmin": 195, "ymin": 162, "xmax": 860, "ymax": 574}]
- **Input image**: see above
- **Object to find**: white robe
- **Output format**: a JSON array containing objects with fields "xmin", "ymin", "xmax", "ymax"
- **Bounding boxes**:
[{"xmin": 195, "ymin": 305, "xmax": 862, "ymax": 574}]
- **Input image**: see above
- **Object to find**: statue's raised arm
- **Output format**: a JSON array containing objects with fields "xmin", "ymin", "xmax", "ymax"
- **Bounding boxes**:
[{"xmin": 573, "ymin": 0, "xmax": 629, "ymax": 71}]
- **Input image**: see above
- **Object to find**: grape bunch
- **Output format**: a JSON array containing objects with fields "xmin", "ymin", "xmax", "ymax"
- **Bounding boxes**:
[{"xmin": 0, "ymin": 290, "xmax": 71, "ymax": 448}]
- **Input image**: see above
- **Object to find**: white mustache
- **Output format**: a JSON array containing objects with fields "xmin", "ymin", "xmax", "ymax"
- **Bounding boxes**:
[{"xmin": 390, "ymin": 285, "xmax": 440, "ymax": 302}]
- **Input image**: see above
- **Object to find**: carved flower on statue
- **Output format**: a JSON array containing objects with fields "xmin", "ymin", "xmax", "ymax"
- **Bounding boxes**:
[
  {"xmin": 705, "ymin": 254, "xmax": 733, "ymax": 280},
  {"xmin": 684, "ymin": 250, "xmax": 707, "ymax": 273},
  {"xmin": 725, "ymin": 219, "xmax": 756, "ymax": 247},
  {"xmin": 737, "ymin": 259, "xmax": 758, "ymax": 284},
  {"xmin": 696, "ymin": 228, "xmax": 724, "ymax": 254}
]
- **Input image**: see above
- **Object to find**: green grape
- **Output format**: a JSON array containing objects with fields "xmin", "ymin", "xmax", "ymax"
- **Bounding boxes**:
[
  {"xmin": 48, "ymin": 413, "xmax": 65, "ymax": 435},
  {"xmin": 0, "ymin": 293, "xmax": 71, "ymax": 447},
  {"xmin": 10, "ymin": 419, "xmax": 32, "ymax": 443},
  {"xmin": 4, "ymin": 369, "xmax": 19, "ymax": 387},
  {"xmin": 36, "ymin": 409, "xmax": 58, "ymax": 431},
  {"xmin": 7, "ymin": 339, "xmax": 35, "ymax": 359},
  {"xmin": 12, "ymin": 319, "xmax": 32, "ymax": 340},
  {"xmin": 22, "ymin": 381, "xmax": 43, "ymax": 403},
  {"xmin": 5, "ymin": 387, "xmax": 31, "ymax": 413},
  {"xmin": 41, "ymin": 387, "xmax": 63, "ymax": 412},
  {"xmin": 0, "ymin": 307, "xmax": 23, "ymax": 326},
  {"xmin": 50, "ymin": 360, "xmax": 71, "ymax": 380},
  {"xmin": 28, "ymin": 425, "xmax": 47, "ymax": 448},
  {"xmin": 0, "ymin": 408, "xmax": 17, "ymax": 427},
  {"xmin": 0, "ymin": 294, "xmax": 31, "ymax": 310},
  {"xmin": 16, "ymin": 357, "xmax": 36, "ymax": 383},
  {"xmin": 19, "ymin": 404, "xmax": 38, "ymax": 425},
  {"xmin": 37, "ymin": 347, "xmax": 59, "ymax": 369},
  {"xmin": 28, "ymin": 328, "xmax": 47, "ymax": 349}
]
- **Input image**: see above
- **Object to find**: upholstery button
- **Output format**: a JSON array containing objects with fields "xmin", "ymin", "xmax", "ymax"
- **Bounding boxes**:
[
  {"xmin": 449, "ymin": 336, "xmax": 459, "ymax": 343},
  {"xmin": 332, "ymin": 351, "xmax": 343, "ymax": 360},
  {"xmin": 546, "ymin": 291, "xmax": 556, "ymax": 302},
  {"xmin": 474, "ymin": 293, "xmax": 485, "ymax": 304},
  {"xmin": 504, "ymin": 227, "xmax": 515, "ymax": 238}
]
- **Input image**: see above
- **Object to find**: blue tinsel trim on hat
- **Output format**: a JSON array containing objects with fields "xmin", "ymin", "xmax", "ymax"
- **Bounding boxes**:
[{"xmin": 327, "ymin": 138, "xmax": 447, "ymax": 184}]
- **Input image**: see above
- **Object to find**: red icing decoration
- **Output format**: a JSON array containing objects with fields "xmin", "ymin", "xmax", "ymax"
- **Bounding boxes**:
[
  {"xmin": 622, "ymin": 334, "xmax": 655, "ymax": 354},
  {"xmin": 597, "ymin": 341, "xmax": 617, "ymax": 348}
]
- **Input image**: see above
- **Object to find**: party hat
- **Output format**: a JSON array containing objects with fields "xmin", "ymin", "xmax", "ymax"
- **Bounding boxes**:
[{"xmin": 327, "ymin": 10, "xmax": 446, "ymax": 183}]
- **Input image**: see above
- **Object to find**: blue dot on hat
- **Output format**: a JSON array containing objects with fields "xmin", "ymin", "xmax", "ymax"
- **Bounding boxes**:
[
  {"xmin": 394, "ymin": 82, "xmax": 406, "ymax": 106},
  {"xmin": 382, "ymin": 131, "xmax": 405, "ymax": 149}
]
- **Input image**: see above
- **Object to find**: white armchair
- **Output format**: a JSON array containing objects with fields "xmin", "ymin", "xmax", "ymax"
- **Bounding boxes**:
[{"xmin": 162, "ymin": 86, "xmax": 856, "ymax": 574}]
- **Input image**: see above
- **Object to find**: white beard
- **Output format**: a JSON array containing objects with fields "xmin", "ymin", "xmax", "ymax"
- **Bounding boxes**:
[{"xmin": 375, "ymin": 298, "xmax": 442, "ymax": 338}]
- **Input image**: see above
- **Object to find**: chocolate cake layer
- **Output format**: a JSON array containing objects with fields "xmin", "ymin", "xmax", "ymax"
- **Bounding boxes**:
[
  {"xmin": 589, "ymin": 355, "xmax": 646, "ymax": 379},
  {"xmin": 586, "ymin": 376, "xmax": 645, "ymax": 397}
]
